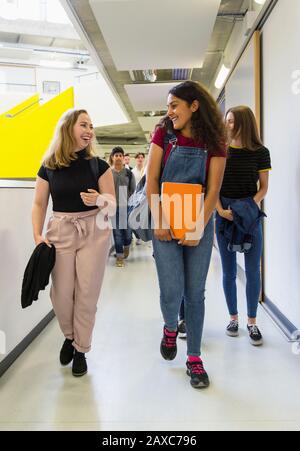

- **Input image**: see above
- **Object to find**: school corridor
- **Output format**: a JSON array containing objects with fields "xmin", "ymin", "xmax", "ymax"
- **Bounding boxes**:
[{"xmin": 0, "ymin": 244, "xmax": 299, "ymax": 431}]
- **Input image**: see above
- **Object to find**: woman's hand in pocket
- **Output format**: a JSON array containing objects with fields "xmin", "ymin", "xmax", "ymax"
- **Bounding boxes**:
[
  {"xmin": 253, "ymin": 197, "xmax": 261, "ymax": 208},
  {"xmin": 219, "ymin": 209, "xmax": 233, "ymax": 221}
]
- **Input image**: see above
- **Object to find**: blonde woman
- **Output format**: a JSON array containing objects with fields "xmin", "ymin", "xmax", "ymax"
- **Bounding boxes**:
[{"xmin": 32, "ymin": 109, "xmax": 116, "ymax": 376}]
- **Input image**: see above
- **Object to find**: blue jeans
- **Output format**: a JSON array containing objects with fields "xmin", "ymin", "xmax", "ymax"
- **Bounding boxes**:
[
  {"xmin": 152, "ymin": 218, "xmax": 214, "ymax": 356},
  {"xmin": 179, "ymin": 298, "xmax": 185, "ymax": 321},
  {"xmin": 112, "ymin": 207, "xmax": 132, "ymax": 257},
  {"xmin": 216, "ymin": 217, "xmax": 263, "ymax": 318}
]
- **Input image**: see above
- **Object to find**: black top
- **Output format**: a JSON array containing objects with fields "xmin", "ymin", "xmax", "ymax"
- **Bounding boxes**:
[
  {"xmin": 220, "ymin": 146, "xmax": 271, "ymax": 199},
  {"xmin": 38, "ymin": 149, "xmax": 110, "ymax": 212}
]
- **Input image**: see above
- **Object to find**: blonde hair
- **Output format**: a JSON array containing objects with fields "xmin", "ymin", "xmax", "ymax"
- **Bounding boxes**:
[
  {"xmin": 226, "ymin": 106, "xmax": 263, "ymax": 151},
  {"xmin": 44, "ymin": 109, "xmax": 96, "ymax": 169}
]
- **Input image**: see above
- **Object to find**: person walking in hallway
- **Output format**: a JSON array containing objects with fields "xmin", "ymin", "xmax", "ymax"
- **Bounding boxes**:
[
  {"xmin": 124, "ymin": 153, "xmax": 133, "ymax": 170},
  {"xmin": 32, "ymin": 109, "xmax": 116, "ymax": 377},
  {"xmin": 111, "ymin": 146, "xmax": 136, "ymax": 267},
  {"xmin": 132, "ymin": 152, "xmax": 146, "ymax": 245},
  {"xmin": 132, "ymin": 152, "xmax": 146, "ymax": 185},
  {"xmin": 215, "ymin": 106, "xmax": 271, "ymax": 346},
  {"xmin": 147, "ymin": 81, "xmax": 226, "ymax": 389}
]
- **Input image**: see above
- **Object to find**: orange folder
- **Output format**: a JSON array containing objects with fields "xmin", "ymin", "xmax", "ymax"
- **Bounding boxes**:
[{"xmin": 161, "ymin": 182, "xmax": 203, "ymax": 240}]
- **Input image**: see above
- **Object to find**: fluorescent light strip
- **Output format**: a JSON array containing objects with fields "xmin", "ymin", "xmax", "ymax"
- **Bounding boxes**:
[{"xmin": 214, "ymin": 64, "xmax": 230, "ymax": 89}]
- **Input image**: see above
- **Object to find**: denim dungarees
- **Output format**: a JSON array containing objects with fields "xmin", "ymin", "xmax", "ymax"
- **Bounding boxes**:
[{"xmin": 152, "ymin": 135, "xmax": 214, "ymax": 356}]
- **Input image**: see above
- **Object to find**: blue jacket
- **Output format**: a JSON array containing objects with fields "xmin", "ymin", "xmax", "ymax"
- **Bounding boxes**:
[{"xmin": 217, "ymin": 197, "xmax": 266, "ymax": 253}]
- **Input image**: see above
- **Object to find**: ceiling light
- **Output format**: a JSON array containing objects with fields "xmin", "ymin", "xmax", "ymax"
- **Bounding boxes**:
[
  {"xmin": 214, "ymin": 64, "xmax": 230, "ymax": 89},
  {"xmin": 254, "ymin": 0, "xmax": 266, "ymax": 4},
  {"xmin": 40, "ymin": 60, "xmax": 73, "ymax": 69}
]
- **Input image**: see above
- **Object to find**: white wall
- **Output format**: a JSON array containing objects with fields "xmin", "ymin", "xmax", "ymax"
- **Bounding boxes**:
[
  {"xmin": 35, "ymin": 66, "xmax": 79, "ymax": 102},
  {"xmin": 262, "ymin": 0, "xmax": 300, "ymax": 328},
  {"xmin": 0, "ymin": 64, "xmax": 77, "ymax": 111},
  {"xmin": 225, "ymin": 37, "xmax": 255, "ymax": 114},
  {"xmin": 0, "ymin": 63, "xmax": 129, "ymax": 126},
  {"xmin": 0, "ymin": 183, "xmax": 53, "ymax": 362},
  {"xmin": 0, "ymin": 65, "xmax": 36, "ymax": 113},
  {"xmin": 0, "ymin": 64, "xmax": 35, "ymax": 88}
]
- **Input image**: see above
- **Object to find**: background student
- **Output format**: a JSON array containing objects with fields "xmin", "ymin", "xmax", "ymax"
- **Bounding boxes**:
[
  {"xmin": 124, "ymin": 153, "xmax": 133, "ymax": 170},
  {"xmin": 132, "ymin": 152, "xmax": 146, "ymax": 185},
  {"xmin": 110, "ymin": 146, "xmax": 136, "ymax": 267}
]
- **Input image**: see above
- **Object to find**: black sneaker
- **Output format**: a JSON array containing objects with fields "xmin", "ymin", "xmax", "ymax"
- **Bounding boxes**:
[
  {"xmin": 72, "ymin": 351, "xmax": 88, "ymax": 377},
  {"xmin": 59, "ymin": 338, "xmax": 74, "ymax": 365},
  {"xmin": 186, "ymin": 359, "xmax": 210, "ymax": 389},
  {"xmin": 247, "ymin": 325, "xmax": 263, "ymax": 346},
  {"xmin": 226, "ymin": 320, "xmax": 239, "ymax": 337},
  {"xmin": 178, "ymin": 320, "xmax": 187, "ymax": 339},
  {"xmin": 160, "ymin": 326, "xmax": 178, "ymax": 360}
]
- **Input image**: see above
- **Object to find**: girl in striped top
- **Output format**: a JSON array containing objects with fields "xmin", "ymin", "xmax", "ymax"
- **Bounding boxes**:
[{"xmin": 216, "ymin": 106, "xmax": 271, "ymax": 346}]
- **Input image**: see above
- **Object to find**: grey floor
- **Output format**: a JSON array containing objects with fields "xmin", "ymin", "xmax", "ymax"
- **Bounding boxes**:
[{"xmin": 0, "ymin": 243, "xmax": 300, "ymax": 431}]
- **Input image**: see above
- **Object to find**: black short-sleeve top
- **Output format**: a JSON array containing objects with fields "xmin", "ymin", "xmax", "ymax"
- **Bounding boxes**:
[
  {"xmin": 220, "ymin": 145, "xmax": 271, "ymax": 199},
  {"xmin": 37, "ymin": 149, "xmax": 110, "ymax": 212}
]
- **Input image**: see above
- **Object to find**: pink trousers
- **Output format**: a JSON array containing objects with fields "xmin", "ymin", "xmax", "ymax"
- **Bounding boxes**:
[{"xmin": 46, "ymin": 209, "xmax": 111, "ymax": 352}]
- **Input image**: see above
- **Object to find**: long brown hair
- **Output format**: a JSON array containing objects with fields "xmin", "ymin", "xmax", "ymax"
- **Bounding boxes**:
[
  {"xmin": 157, "ymin": 81, "xmax": 225, "ymax": 155},
  {"xmin": 226, "ymin": 106, "xmax": 263, "ymax": 151},
  {"xmin": 44, "ymin": 109, "xmax": 95, "ymax": 169}
]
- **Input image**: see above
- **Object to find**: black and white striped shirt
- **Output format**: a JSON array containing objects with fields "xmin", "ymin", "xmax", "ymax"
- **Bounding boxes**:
[{"xmin": 220, "ymin": 145, "xmax": 271, "ymax": 199}]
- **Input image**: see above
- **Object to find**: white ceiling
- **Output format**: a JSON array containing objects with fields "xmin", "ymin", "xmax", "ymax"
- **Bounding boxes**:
[
  {"xmin": 89, "ymin": 0, "xmax": 221, "ymax": 70},
  {"xmin": 75, "ymin": 79, "xmax": 129, "ymax": 127},
  {"xmin": 125, "ymin": 82, "xmax": 179, "ymax": 112},
  {"xmin": 137, "ymin": 116, "xmax": 164, "ymax": 132}
]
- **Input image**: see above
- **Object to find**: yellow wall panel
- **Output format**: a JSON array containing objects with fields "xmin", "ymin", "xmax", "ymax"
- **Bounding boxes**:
[
  {"xmin": 0, "ymin": 88, "xmax": 74, "ymax": 178},
  {"xmin": 0, "ymin": 94, "xmax": 40, "ymax": 127}
]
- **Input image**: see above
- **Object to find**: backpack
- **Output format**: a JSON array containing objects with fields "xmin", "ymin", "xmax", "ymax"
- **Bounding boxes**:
[
  {"xmin": 127, "ymin": 133, "xmax": 176, "ymax": 242},
  {"xmin": 127, "ymin": 173, "xmax": 152, "ymax": 241},
  {"xmin": 125, "ymin": 167, "xmax": 133, "ymax": 190}
]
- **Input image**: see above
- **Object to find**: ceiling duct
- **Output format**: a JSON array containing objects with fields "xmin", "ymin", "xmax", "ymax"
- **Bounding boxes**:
[
  {"xmin": 217, "ymin": 11, "xmax": 247, "ymax": 19},
  {"xmin": 142, "ymin": 69, "xmax": 157, "ymax": 83},
  {"xmin": 172, "ymin": 68, "xmax": 192, "ymax": 80},
  {"xmin": 97, "ymin": 136, "xmax": 145, "ymax": 145}
]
